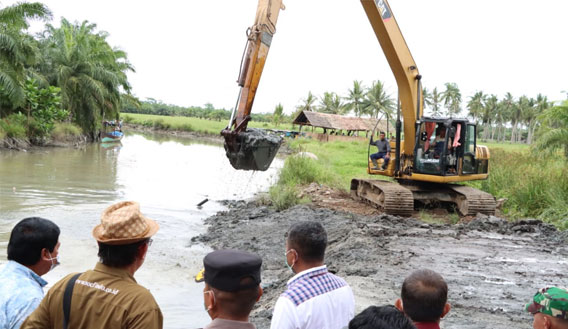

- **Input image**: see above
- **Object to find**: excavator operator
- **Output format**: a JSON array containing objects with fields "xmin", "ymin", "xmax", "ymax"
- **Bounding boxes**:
[{"xmin": 370, "ymin": 132, "xmax": 390, "ymax": 170}]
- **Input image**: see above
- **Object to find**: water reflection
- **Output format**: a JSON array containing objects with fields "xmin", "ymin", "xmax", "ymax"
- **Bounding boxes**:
[{"xmin": 0, "ymin": 133, "xmax": 282, "ymax": 328}]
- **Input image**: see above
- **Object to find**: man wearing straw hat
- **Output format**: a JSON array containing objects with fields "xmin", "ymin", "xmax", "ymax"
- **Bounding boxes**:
[{"xmin": 22, "ymin": 201, "xmax": 163, "ymax": 329}]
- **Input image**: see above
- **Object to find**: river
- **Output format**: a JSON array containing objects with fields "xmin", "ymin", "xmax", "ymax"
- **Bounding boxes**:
[{"xmin": 0, "ymin": 132, "xmax": 282, "ymax": 328}]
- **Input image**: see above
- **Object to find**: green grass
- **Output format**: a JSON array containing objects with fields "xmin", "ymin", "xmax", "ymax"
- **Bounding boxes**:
[
  {"xmin": 468, "ymin": 148, "xmax": 567, "ymax": 229},
  {"xmin": 269, "ymin": 155, "xmax": 335, "ymax": 210},
  {"xmin": 123, "ymin": 113, "xmax": 297, "ymax": 135},
  {"xmin": 479, "ymin": 141, "xmax": 530, "ymax": 152},
  {"xmin": 288, "ymin": 138, "xmax": 387, "ymax": 188}
]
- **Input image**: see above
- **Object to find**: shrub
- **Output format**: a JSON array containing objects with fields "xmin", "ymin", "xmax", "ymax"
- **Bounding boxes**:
[
  {"xmin": 51, "ymin": 123, "xmax": 82, "ymax": 140},
  {"xmin": 269, "ymin": 185, "xmax": 299, "ymax": 211},
  {"xmin": 0, "ymin": 113, "xmax": 27, "ymax": 139}
]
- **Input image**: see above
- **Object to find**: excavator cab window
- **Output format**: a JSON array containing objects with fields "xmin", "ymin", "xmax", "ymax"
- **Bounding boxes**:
[
  {"xmin": 462, "ymin": 124, "xmax": 477, "ymax": 174},
  {"xmin": 414, "ymin": 121, "xmax": 447, "ymax": 175}
]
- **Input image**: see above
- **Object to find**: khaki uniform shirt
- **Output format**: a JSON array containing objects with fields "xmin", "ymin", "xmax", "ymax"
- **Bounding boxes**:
[
  {"xmin": 21, "ymin": 262, "xmax": 163, "ymax": 329},
  {"xmin": 204, "ymin": 318, "xmax": 256, "ymax": 329}
]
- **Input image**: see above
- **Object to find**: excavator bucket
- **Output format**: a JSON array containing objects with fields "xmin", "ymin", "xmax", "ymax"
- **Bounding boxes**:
[{"xmin": 223, "ymin": 128, "xmax": 282, "ymax": 171}]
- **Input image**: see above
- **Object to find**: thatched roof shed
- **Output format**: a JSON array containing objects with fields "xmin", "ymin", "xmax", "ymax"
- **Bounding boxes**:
[{"xmin": 292, "ymin": 111, "xmax": 387, "ymax": 133}]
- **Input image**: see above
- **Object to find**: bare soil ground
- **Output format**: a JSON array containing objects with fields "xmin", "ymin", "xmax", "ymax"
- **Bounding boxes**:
[{"xmin": 192, "ymin": 187, "xmax": 568, "ymax": 329}]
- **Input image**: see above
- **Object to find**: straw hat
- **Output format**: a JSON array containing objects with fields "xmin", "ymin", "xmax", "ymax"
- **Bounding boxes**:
[{"xmin": 92, "ymin": 201, "xmax": 159, "ymax": 245}]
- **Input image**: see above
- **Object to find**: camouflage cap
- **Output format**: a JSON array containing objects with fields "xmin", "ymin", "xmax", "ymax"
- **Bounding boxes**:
[{"xmin": 525, "ymin": 287, "xmax": 568, "ymax": 320}]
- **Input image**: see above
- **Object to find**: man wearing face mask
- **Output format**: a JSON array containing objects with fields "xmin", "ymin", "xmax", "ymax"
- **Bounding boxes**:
[
  {"xmin": 270, "ymin": 221, "xmax": 355, "ymax": 329},
  {"xmin": 195, "ymin": 249, "xmax": 263, "ymax": 329},
  {"xmin": 21, "ymin": 201, "xmax": 162, "ymax": 329},
  {"xmin": 0, "ymin": 217, "xmax": 61, "ymax": 329}
]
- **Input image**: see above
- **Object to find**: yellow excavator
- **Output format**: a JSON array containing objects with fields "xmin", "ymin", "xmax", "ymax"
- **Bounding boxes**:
[{"xmin": 221, "ymin": 0, "xmax": 496, "ymax": 217}]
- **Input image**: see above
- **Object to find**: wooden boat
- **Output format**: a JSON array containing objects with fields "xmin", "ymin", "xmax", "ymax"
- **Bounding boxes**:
[{"xmin": 101, "ymin": 130, "xmax": 123, "ymax": 143}]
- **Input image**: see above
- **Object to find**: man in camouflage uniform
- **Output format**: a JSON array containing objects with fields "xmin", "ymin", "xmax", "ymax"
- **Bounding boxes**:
[{"xmin": 526, "ymin": 287, "xmax": 568, "ymax": 329}]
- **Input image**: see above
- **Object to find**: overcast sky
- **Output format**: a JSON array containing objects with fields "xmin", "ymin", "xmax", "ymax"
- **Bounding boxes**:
[{"xmin": 4, "ymin": 0, "xmax": 568, "ymax": 115}]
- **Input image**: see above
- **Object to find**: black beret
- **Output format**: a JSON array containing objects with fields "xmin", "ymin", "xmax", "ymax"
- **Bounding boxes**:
[{"xmin": 203, "ymin": 249, "xmax": 262, "ymax": 292}]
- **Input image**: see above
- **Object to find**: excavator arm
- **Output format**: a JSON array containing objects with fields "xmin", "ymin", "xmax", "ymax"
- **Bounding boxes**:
[
  {"xmin": 221, "ymin": 0, "xmax": 285, "ymax": 171},
  {"xmin": 222, "ymin": 0, "xmax": 421, "ymax": 172},
  {"xmin": 361, "ymin": 0, "xmax": 422, "ymax": 158}
]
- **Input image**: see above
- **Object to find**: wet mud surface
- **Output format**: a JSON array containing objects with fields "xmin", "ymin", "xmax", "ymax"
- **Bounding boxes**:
[{"xmin": 192, "ymin": 201, "xmax": 568, "ymax": 329}]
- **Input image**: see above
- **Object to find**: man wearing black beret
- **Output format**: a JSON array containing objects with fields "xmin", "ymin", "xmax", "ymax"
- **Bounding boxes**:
[{"xmin": 196, "ymin": 249, "xmax": 264, "ymax": 329}]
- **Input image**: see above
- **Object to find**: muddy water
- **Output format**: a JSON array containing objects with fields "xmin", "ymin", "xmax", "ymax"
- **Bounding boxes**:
[{"xmin": 0, "ymin": 133, "xmax": 282, "ymax": 329}]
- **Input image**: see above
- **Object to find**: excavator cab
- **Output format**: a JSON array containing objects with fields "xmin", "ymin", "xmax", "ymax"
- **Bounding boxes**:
[{"xmin": 413, "ymin": 118, "xmax": 487, "ymax": 177}]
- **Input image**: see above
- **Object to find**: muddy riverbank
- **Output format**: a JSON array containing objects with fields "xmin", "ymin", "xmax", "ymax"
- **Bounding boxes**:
[{"xmin": 192, "ymin": 200, "xmax": 568, "ymax": 329}]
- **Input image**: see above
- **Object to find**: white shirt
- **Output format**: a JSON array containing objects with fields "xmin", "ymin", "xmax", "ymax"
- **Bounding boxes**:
[{"xmin": 270, "ymin": 265, "xmax": 355, "ymax": 329}]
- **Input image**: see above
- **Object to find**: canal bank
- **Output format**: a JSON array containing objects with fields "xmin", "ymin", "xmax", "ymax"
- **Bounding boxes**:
[{"xmin": 192, "ymin": 200, "xmax": 568, "ymax": 329}]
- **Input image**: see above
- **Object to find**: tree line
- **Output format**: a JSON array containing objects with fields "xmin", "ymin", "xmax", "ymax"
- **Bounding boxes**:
[
  {"xmin": 0, "ymin": 2, "xmax": 133, "ymax": 140},
  {"xmin": 291, "ymin": 80, "xmax": 567, "ymax": 147}
]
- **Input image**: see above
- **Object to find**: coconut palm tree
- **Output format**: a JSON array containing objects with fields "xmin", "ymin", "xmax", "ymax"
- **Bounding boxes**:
[
  {"xmin": 422, "ymin": 86, "xmax": 432, "ymax": 115},
  {"xmin": 467, "ymin": 91, "xmax": 485, "ymax": 124},
  {"xmin": 534, "ymin": 101, "xmax": 568, "ymax": 159},
  {"xmin": 0, "ymin": 2, "xmax": 51, "ymax": 111},
  {"xmin": 362, "ymin": 80, "xmax": 395, "ymax": 119},
  {"xmin": 318, "ymin": 91, "xmax": 345, "ymax": 115},
  {"xmin": 292, "ymin": 91, "xmax": 316, "ymax": 120},
  {"xmin": 510, "ymin": 96, "xmax": 529, "ymax": 143},
  {"xmin": 526, "ymin": 94, "xmax": 550, "ymax": 144},
  {"xmin": 497, "ymin": 92, "xmax": 514, "ymax": 142},
  {"xmin": 441, "ymin": 82, "xmax": 461, "ymax": 117},
  {"xmin": 345, "ymin": 80, "xmax": 365, "ymax": 117},
  {"xmin": 37, "ymin": 19, "xmax": 134, "ymax": 138},
  {"xmin": 430, "ymin": 87, "xmax": 443, "ymax": 117},
  {"xmin": 481, "ymin": 95, "xmax": 498, "ymax": 141}
]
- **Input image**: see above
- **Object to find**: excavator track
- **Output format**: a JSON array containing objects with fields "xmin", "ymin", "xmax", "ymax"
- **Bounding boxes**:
[
  {"xmin": 351, "ymin": 179, "xmax": 496, "ymax": 217},
  {"xmin": 447, "ymin": 185, "xmax": 496, "ymax": 216},
  {"xmin": 350, "ymin": 179, "xmax": 414, "ymax": 216}
]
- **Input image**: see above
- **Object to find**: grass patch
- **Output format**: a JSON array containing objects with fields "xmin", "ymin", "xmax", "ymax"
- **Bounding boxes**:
[
  {"xmin": 0, "ymin": 113, "xmax": 27, "ymax": 138},
  {"xmin": 51, "ymin": 123, "xmax": 82, "ymax": 140},
  {"xmin": 467, "ymin": 148, "xmax": 567, "ymax": 229},
  {"xmin": 124, "ymin": 113, "xmax": 297, "ymax": 135},
  {"xmin": 269, "ymin": 155, "xmax": 336, "ymax": 210}
]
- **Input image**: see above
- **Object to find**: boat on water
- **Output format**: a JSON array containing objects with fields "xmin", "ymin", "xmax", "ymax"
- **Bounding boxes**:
[
  {"xmin": 101, "ymin": 130, "xmax": 123, "ymax": 143},
  {"xmin": 101, "ymin": 120, "xmax": 123, "ymax": 143}
]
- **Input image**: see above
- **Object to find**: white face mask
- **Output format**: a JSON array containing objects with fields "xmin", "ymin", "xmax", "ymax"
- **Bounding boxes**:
[
  {"xmin": 47, "ymin": 251, "xmax": 60, "ymax": 271},
  {"xmin": 285, "ymin": 249, "xmax": 296, "ymax": 273}
]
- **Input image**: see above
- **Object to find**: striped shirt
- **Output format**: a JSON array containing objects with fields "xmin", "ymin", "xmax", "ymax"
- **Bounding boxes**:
[{"xmin": 270, "ymin": 265, "xmax": 355, "ymax": 329}]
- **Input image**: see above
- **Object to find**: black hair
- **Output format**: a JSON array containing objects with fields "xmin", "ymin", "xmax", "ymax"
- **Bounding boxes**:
[
  {"xmin": 212, "ymin": 277, "xmax": 260, "ymax": 318},
  {"xmin": 8, "ymin": 217, "xmax": 60, "ymax": 266},
  {"xmin": 349, "ymin": 305, "xmax": 416, "ymax": 329},
  {"xmin": 286, "ymin": 221, "xmax": 327, "ymax": 263},
  {"xmin": 97, "ymin": 239, "xmax": 149, "ymax": 267},
  {"xmin": 401, "ymin": 269, "xmax": 448, "ymax": 322}
]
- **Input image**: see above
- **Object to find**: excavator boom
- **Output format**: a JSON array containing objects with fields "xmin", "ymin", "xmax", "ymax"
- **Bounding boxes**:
[{"xmin": 222, "ymin": 0, "xmax": 285, "ymax": 171}]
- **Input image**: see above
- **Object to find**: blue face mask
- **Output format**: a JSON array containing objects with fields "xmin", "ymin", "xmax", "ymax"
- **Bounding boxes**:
[{"xmin": 285, "ymin": 249, "xmax": 296, "ymax": 273}]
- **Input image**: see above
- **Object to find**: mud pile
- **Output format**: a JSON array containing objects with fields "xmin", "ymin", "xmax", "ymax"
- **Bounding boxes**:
[
  {"xmin": 224, "ymin": 128, "xmax": 282, "ymax": 171},
  {"xmin": 192, "ymin": 202, "xmax": 568, "ymax": 329}
]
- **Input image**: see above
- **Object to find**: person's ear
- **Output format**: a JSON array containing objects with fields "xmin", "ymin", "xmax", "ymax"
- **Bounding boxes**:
[
  {"xmin": 542, "ymin": 315, "xmax": 552, "ymax": 329},
  {"xmin": 138, "ymin": 242, "xmax": 148, "ymax": 260},
  {"xmin": 40, "ymin": 248, "xmax": 50, "ymax": 261},
  {"xmin": 257, "ymin": 286, "xmax": 263, "ymax": 302},
  {"xmin": 441, "ymin": 303, "xmax": 451, "ymax": 318},
  {"xmin": 394, "ymin": 298, "xmax": 404, "ymax": 312}
]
